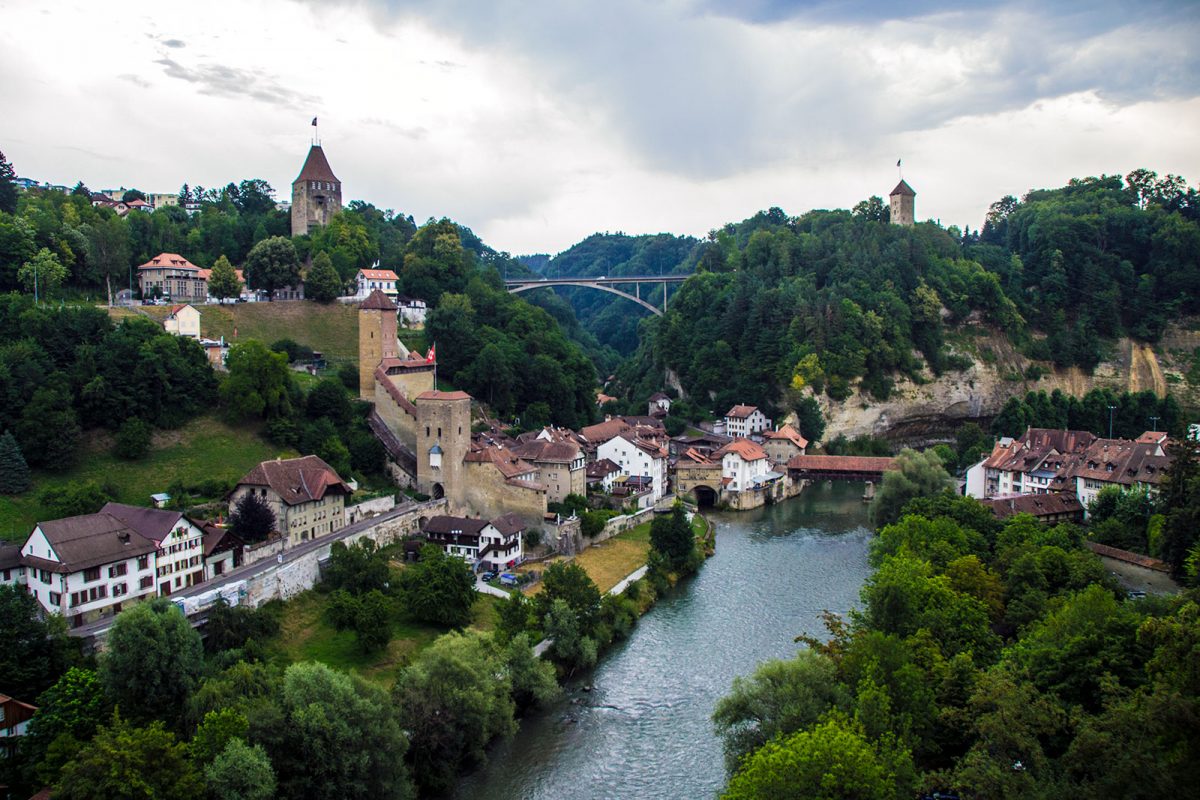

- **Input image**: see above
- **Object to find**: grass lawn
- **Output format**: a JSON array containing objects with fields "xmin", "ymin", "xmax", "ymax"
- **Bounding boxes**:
[
  {"xmin": 270, "ymin": 588, "xmax": 503, "ymax": 687},
  {"xmin": 0, "ymin": 415, "xmax": 295, "ymax": 541},
  {"xmin": 118, "ymin": 302, "xmax": 430, "ymax": 368}
]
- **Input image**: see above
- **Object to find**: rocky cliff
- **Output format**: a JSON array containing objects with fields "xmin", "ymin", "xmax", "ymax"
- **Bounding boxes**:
[{"xmin": 815, "ymin": 323, "xmax": 1195, "ymax": 445}]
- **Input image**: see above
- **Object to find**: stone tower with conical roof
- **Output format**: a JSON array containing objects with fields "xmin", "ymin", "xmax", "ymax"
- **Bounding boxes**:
[
  {"xmin": 291, "ymin": 145, "xmax": 342, "ymax": 236},
  {"xmin": 889, "ymin": 179, "xmax": 915, "ymax": 227}
]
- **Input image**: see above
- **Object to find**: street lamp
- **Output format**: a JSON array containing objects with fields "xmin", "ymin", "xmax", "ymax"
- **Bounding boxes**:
[{"xmin": 1107, "ymin": 405, "xmax": 1117, "ymax": 439}]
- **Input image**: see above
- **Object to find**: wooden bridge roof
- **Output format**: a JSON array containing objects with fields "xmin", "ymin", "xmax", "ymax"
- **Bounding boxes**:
[{"xmin": 786, "ymin": 454, "xmax": 897, "ymax": 473}]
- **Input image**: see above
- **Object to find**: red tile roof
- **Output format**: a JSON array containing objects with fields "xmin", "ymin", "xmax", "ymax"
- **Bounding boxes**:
[
  {"xmin": 982, "ymin": 493, "xmax": 1084, "ymax": 520},
  {"xmin": 510, "ymin": 439, "xmax": 582, "ymax": 464},
  {"xmin": 890, "ymin": 179, "xmax": 916, "ymax": 197},
  {"xmin": 725, "ymin": 404, "xmax": 758, "ymax": 419},
  {"xmin": 236, "ymin": 455, "xmax": 352, "ymax": 506},
  {"xmin": 137, "ymin": 252, "xmax": 199, "ymax": 272},
  {"xmin": 359, "ymin": 268, "xmax": 399, "ymax": 281},
  {"xmin": 763, "ymin": 423, "xmax": 808, "ymax": 449},
  {"xmin": 374, "ymin": 366, "xmax": 419, "ymax": 418},
  {"xmin": 416, "ymin": 390, "xmax": 472, "ymax": 401},
  {"xmin": 786, "ymin": 454, "xmax": 897, "ymax": 473},
  {"xmin": 715, "ymin": 438, "xmax": 768, "ymax": 461}
]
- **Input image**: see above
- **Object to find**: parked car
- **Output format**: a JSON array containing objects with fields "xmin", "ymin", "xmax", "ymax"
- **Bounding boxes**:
[{"xmin": 480, "ymin": 571, "xmax": 497, "ymax": 582}]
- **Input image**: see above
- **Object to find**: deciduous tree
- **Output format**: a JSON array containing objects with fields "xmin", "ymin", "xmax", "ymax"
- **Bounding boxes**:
[
  {"xmin": 243, "ymin": 236, "xmax": 300, "ymax": 300},
  {"xmin": 100, "ymin": 598, "xmax": 205, "ymax": 723},
  {"xmin": 205, "ymin": 738, "xmax": 277, "ymax": 800},
  {"xmin": 396, "ymin": 545, "xmax": 476, "ymax": 628},
  {"xmin": 54, "ymin": 713, "xmax": 203, "ymax": 800},
  {"xmin": 870, "ymin": 448, "xmax": 953, "ymax": 528},
  {"xmin": 207, "ymin": 254, "xmax": 242, "ymax": 302}
]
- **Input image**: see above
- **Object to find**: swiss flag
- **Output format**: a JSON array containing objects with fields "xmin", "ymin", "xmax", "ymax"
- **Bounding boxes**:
[{"xmin": 425, "ymin": 344, "xmax": 436, "ymax": 363}]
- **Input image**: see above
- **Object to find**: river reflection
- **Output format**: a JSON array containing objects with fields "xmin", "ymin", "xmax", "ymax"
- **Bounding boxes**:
[{"xmin": 454, "ymin": 481, "xmax": 873, "ymax": 800}]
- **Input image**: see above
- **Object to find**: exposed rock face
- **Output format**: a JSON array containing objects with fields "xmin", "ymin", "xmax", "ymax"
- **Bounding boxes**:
[{"xmin": 818, "ymin": 330, "xmax": 1173, "ymax": 446}]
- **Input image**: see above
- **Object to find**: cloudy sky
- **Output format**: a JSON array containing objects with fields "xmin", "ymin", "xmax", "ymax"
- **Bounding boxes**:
[{"xmin": 2, "ymin": 0, "xmax": 1198, "ymax": 255}]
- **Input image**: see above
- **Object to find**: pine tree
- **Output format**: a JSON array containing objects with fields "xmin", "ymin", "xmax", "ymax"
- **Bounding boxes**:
[
  {"xmin": 0, "ymin": 430, "xmax": 31, "ymax": 494},
  {"xmin": 305, "ymin": 251, "xmax": 343, "ymax": 303}
]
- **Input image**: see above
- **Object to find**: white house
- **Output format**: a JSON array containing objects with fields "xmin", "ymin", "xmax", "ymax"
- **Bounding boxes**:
[
  {"xmin": 398, "ymin": 296, "xmax": 427, "ymax": 327},
  {"xmin": 423, "ymin": 514, "xmax": 524, "ymax": 572},
  {"xmin": 648, "ymin": 392, "xmax": 671, "ymax": 417},
  {"xmin": 724, "ymin": 405, "xmax": 772, "ymax": 438},
  {"xmin": 0, "ymin": 544, "xmax": 24, "ymax": 588},
  {"xmin": 354, "ymin": 267, "xmax": 400, "ymax": 300},
  {"xmin": 716, "ymin": 439, "xmax": 772, "ymax": 493},
  {"xmin": 597, "ymin": 433, "xmax": 669, "ymax": 503},
  {"xmin": 162, "ymin": 304, "xmax": 201, "ymax": 339},
  {"xmin": 102, "ymin": 503, "xmax": 206, "ymax": 595},
  {"xmin": 20, "ymin": 511, "xmax": 161, "ymax": 627}
]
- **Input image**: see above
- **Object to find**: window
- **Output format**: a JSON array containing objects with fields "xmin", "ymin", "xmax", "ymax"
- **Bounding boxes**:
[
  {"xmin": 138, "ymin": 555, "xmax": 149, "ymax": 570},
  {"xmin": 70, "ymin": 591, "xmax": 83, "ymax": 607},
  {"xmin": 139, "ymin": 576, "xmax": 153, "ymax": 590},
  {"xmin": 112, "ymin": 583, "xmax": 128, "ymax": 598},
  {"xmin": 49, "ymin": 592, "xmax": 61, "ymax": 605},
  {"xmin": 83, "ymin": 567, "xmax": 100, "ymax": 582},
  {"xmin": 109, "ymin": 563, "xmax": 127, "ymax": 578},
  {"xmin": 87, "ymin": 585, "xmax": 107, "ymax": 602}
]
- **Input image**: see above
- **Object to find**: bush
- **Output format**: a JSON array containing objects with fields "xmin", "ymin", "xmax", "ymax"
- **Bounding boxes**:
[
  {"xmin": 113, "ymin": 417, "xmax": 152, "ymax": 460},
  {"xmin": 38, "ymin": 481, "xmax": 112, "ymax": 518},
  {"xmin": 269, "ymin": 338, "xmax": 314, "ymax": 363},
  {"xmin": 337, "ymin": 362, "xmax": 360, "ymax": 392}
]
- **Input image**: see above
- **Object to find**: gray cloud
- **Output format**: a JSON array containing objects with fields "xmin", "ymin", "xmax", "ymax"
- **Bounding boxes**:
[
  {"xmin": 161, "ymin": 38, "xmax": 186, "ymax": 48},
  {"xmin": 324, "ymin": 0, "xmax": 1199, "ymax": 180},
  {"xmin": 154, "ymin": 56, "xmax": 319, "ymax": 107}
]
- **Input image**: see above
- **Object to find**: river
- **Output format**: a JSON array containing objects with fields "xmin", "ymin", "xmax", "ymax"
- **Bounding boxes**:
[{"xmin": 455, "ymin": 481, "xmax": 874, "ymax": 800}]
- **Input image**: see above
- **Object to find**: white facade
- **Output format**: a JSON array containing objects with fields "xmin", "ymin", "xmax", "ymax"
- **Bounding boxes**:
[
  {"xmin": 964, "ymin": 459, "xmax": 987, "ymax": 499},
  {"xmin": 163, "ymin": 304, "xmax": 201, "ymax": 339},
  {"xmin": 725, "ymin": 408, "xmax": 771, "ymax": 438},
  {"xmin": 20, "ymin": 527, "xmax": 157, "ymax": 624},
  {"xmin": 479, "ymin": 526, "xmax": 523, "ymax": 572},
  {"xmin": 722, "ymin": 449, "xmax": 770, "ymax": 492},
  {"xmin": 354, "ymin": 268, "xmax": 399, "ymax": 300},
  {"xmin": 597, "ymin": 434, "xmax": 668, "ymax": 503},
  {"xmin": 154, "ymin": 519, "xmax": 207, "ymax": 595},
  {"xmin": 399, "ymin": 298, "xmax": 427, "ymax": 327}
]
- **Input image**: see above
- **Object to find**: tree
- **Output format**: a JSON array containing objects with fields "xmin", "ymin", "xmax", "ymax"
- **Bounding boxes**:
[
  {"xmin": 0, "ymin": 585, "xmax": 78, "ymax": 701},
  {"xmin": 243, "ymin": 236, "xmax": 300, "ymax": 300},
  {"xmin": 794, "ymin": 396, "xmax": 825, "ymax": 444},
  {"xmin": 203, "ymin": 599, "xmax": 280, "ymax": 655},
  {"xmin": 0, "ymin": 150, "xmax": 17, "ymax": 214},
  {"xmin": 221, "ymin": 339, "xmax": 298, "ymax": 420},
  {"xmin": 326, "ymin": 588, "xmax": 394, "ymax": 653},
  {"xmin": 324, "ymin": 539, "xmax": 390, "ymax": 596},
  {"xmin": 228, "ymin": 491, "xmax": 277, "ymax": 543},
  {"xmin": 305, "ymin": 251, "xmax": 343, "ymax": 302},
  {"xmin": 18, "ymin": 247, "xmax": 68, "ymax": 299},
  {"xmin": 306, "ymin": 378, "xmax": 352, "ymax": 426},
  {"xmin": 650, "ymin": 502, "xmax": 696, "ymax": 572},
  {"xmin": 23, "ymin": 667, "xmax": 110, "ymax": 786},
  {"xmin": 0, "ymin": 430, "xmax": 31, "ymax": 493},
  {"xmin": 870, "ymin": 448, "xmax": 953, "ymax": 528},
  {"xmin": 535, "ymin": 560, "xmax": 602, "ymax": 634},
  {"xmin": 396, "ymin": 545, "xmax": 476, "ymax": 627},
  {"xmin": 17, "ymin": 381, "xmax": 81, "ymax": 469},
  {"xmin": 393, "ymin": 631, "xmax": 515, "ymax": 795},
  {"xmin": 100, "ymin": 598, "xmax": 204, "ymax": 723},
  {"xmin": 81, "ymin": 214, "xmax": 131, "ymax": 306},
  {"xmin": 722, "ymin": 716, "xmax": 915, "ymax": 800},
  {"xmin": 713, "ymin": 650, "xmax": 848, "ymax": 771},
  {"xmin": 36, "ymin": 480, "xmax": 111, "ymax": 518},
  {"xmin": 207, "ymin": 254, "xmax": 242, "ymax": 302},
  {"xmin": 544, "ymin": 597, "xmax": 597, "ymax": 672},
  {"xmin": 113, "ymin": 417, "xmax": 152, "ymax": 460},
  {"xmin": 54, "ymin": 713, "xmax": 203, "ymax": 800},
  {"xmin": 206, "ymin": 738, "xmax": 277, "ymax": 800},
  {"xmin": 261, "ymin": 662, "xmax": 413, "ymax": 800},
  {"xmin": 502, "ymin": 632, "xmax": 560, "ymax": 712},
  {"xmin": 189, "ymin": 708, "xmax": 249, "ymax": 764}
]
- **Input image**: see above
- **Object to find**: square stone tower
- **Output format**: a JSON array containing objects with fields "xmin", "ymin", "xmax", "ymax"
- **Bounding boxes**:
[
  {"xmin": 358, "ymin": 289, "xmax": 398, "ymax": 399},
  {"xmin": 291, "ymin": 145, "xmax": 342, "ymax": 237},
  {"xmin": 416, "ymin": 391, "xmax": 472, "ymax": 506},
  {"xmin": 889, "ymin": 179, "xmax": 916, "ymax": 226}
]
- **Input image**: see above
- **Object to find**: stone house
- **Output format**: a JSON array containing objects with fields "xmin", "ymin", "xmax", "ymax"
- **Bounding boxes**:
[
  {"xmin": 724, "ymin": 405, "xmax": 772, "ymax": 438},
  {"xmin": 762, "ymin": 424, "xmax": 808, "ymax": 466},
  {"xmin": 586, "ymin": 458, "xmax": 621, "ymax": 493},
  {"xmin": 510, "ymin": 438, "xmax": 587, "ymax": 504},
  {"xmin": 291, "ymin": 144, "xmax": 342, "ymax": 237},
  {"xmin": 137, "ymin": 252, "xmax": 207, "ymax": 302},
  {"xmin": 162, "ymin": 304, "xmax": 201, "ymax": 338},
  {"xmin": 229, "ymin": 455, "xmax": 353, "ymax": 546},
  {"xmin": 673, "ymin": 448, "xmax": 723, "ymax": 506}
]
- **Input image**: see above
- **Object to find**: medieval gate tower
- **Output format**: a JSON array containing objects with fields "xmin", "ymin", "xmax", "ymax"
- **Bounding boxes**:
[
  {"xmin": 889, "ymin": 179, "xmax": 916, "ymax": 227},
  {"xmin": 291, "ymin": 145, "xmax": 342, "ymax": 237}
]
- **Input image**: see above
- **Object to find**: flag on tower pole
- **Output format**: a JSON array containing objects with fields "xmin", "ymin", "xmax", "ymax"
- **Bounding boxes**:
[
  {"xmin": 426, "ymin": 343, "xmax": 436, "ymax": 363},
  {"xmin": 312, "ymin": 117, "xmax": 318, "ymax": 126},
  {"xmin": 896, "ymin": 158, "xmax": 901, "ymax": 167}
]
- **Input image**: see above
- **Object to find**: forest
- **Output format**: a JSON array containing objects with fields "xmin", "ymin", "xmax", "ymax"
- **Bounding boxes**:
[{"xmin": 714, "ymin": 456, "xmax": 1200, "ymax": 799}]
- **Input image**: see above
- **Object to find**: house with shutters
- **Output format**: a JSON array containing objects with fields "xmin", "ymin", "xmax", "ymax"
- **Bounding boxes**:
[
  {"xmin": 714, "ymin": 438, "xmax": 785, "ymax": 509},
  {"xmin": 422, "ymin": 514, "xmax": 524, "ymax": 572},
  {"xmin": 510, "ymin": 437, "xmax": 587, "ymax": 504},
  {"xmin": 354, "ymin": 267, "xmax": 400, "ymax": 300},
  {"xmin": 724, "ymin": 404, "xmax": 772, "ymax": 438},
  {"xmin": 229, "ymin": 455, "xmax": 353, "ymax": 546},
  {"xmin": 101, "ymin": 503, "xmax": 206, "ymax": 596},
  {"xmin": 596, "ymin": 432, "xmax": 669, "ymax": 503},
  {"xmin": 762, "ymin": 424, "xmax": 808, "ymax": 466}
]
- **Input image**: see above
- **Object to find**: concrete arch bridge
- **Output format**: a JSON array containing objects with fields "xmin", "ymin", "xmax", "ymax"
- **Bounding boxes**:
[{"xmin": 504, "ymin": 275, "xmax": 688, "ymax": 316}]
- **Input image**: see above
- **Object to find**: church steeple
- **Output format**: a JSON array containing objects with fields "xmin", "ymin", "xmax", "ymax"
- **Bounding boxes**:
[{"xmin": 291, "ymin": 145, "xmax": 342, "ymax": 237}]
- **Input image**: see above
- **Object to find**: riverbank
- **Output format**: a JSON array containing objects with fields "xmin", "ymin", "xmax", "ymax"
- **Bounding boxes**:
[{"xmin": 454, "ymin": 482, "xmax": 873, "ymax": 799}]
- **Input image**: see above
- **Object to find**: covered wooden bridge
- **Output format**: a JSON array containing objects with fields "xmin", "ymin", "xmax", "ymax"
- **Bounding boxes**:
[{"xmin": 785, "ymin": 454, "xmax": 897, "ymax": 482}]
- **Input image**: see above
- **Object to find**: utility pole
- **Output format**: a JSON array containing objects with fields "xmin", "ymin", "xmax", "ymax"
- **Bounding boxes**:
[
  {"xmin": 1150, "ymin": 415, "xmax": 1160, "ymax": 432},
  {"xmin": 1108, "ymin": 405, "xmax": 1117, "ymax": 439}
]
